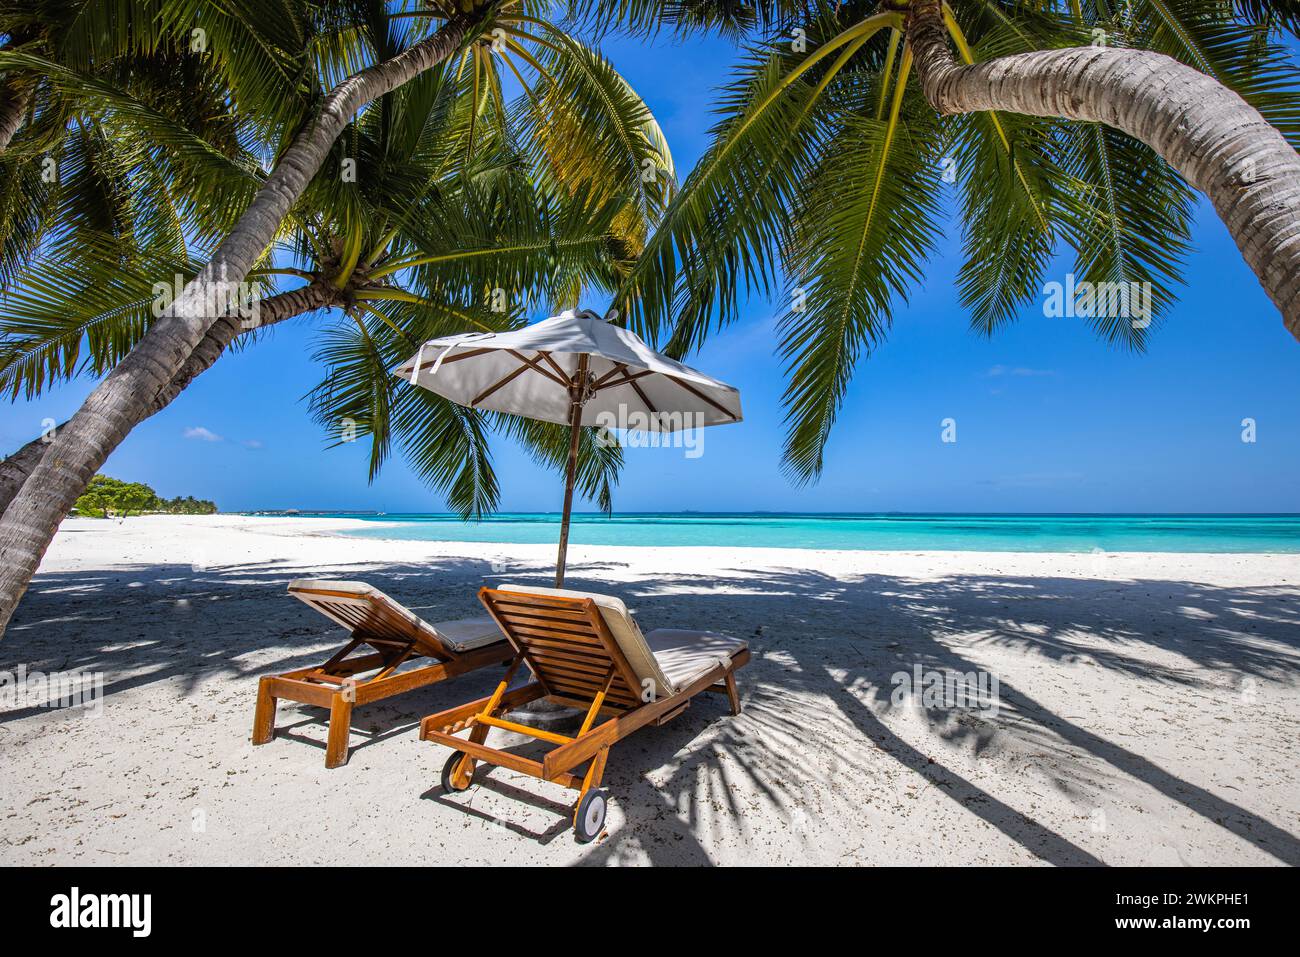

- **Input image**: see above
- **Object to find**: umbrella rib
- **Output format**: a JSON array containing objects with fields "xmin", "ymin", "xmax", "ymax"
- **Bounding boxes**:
[
  {"xmin": 438, "ymin": 347, "xmax": 496, "ymax": 364},
  {"xmin": 506, "ymin": 350, "xmax": 568, "ymax": 388},
  {"xmin": 594, "ymin": 368, "xmax": 655, "ymax": 392},
  {"xmin": 592, "ymin": 364, "xmax": 629, "ymax": 388},
  {"xmin": 663, "ymin": 375, "xmax": 740, "ymax": 421},
  {"xmin": 471, "ymin": 362, "xmax": 532, "ymax": 407},
  {"xmin": 598, "ymin": 363, "xmax": 659, "ymax": 415},
  {"xmin": 535, "ymin": 350, "xmax": 569, "ymax": 383},
  {"xmin": 470, "ymin": 353, "xmax": 566, "ymax": 407},
  {"xmin": 411, "ymin": 346, "xmax": 494, "ymax": 375},
  {"xmin": 627, "ymin": 377, "xmax": 657, "ymax": 415}
]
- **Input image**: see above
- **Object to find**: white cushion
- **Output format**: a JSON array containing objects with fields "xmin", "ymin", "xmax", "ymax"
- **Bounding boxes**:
[
  {"xmin": 288, "ymin": 579, "xmax": 504, "ymax": 655},
  {"xmin": 645, "ymin": 629, "xmax": 747, "ymax": 691},
  {"xmin": 427, "ymin": 616, "xmax": 505, "ymax": 653}
]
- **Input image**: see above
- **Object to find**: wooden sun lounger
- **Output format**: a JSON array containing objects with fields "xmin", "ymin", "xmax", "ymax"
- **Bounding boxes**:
[
  {"xmin": 419, "ymin": 585, "xmax": 750, "ymax": 842},
  {"xmin": 252, "ymin": 580, "xmax": 511, "ymax": 768}
]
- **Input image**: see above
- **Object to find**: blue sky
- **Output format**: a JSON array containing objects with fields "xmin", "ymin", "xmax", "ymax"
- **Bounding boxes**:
[{"xmin": 3, "ymin": 31, "xmax": 1299, "ymax": 514}]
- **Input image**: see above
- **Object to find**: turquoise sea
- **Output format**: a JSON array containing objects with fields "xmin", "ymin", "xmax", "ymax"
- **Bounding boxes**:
[{"xmin": 297, "ymin": 512, "xmax": 1300, "ymax": 553}]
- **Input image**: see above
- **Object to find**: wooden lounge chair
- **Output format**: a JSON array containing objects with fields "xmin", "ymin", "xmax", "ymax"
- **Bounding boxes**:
[
  {"xmin": 252, "ymin": 580, "xmax": 510, "ymax": 768},
  {"xmin": 419, "ymin": 585, "xmax": 750, "ymax": 842}
]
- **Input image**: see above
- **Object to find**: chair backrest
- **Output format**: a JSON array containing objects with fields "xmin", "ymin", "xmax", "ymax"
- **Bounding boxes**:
[
  {"xmin": 481, "ymin": 585, "xmax": 674, "ymax": 706},
  {"xmin": 288, "ymin": 580, "xmax": 450, "ymax": 659}
]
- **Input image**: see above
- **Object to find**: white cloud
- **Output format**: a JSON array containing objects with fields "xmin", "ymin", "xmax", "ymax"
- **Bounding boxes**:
[
  {"xmin": 242, "ymin": 439, "xmax": 264, "ymax": 450},
  {"xmin": 183, "ymin": 426, "xmax": 223, "ymax": 442},
  {"xmin": 986, "ymin": 365, "xmax": 1058, "ymax": 378}
]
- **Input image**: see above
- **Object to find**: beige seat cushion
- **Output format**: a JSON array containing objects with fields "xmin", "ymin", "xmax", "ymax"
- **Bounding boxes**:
[
  {"xmin": 289, "ymin": 580, "xmax": 505, "ymax": 655},
  {"xmin": 645, "ymin": 629, "xmax": 747, "ymax": 691},
  {"xmin": 427, "ymin": 616, "xmax": 505, "ymax": 653},
  {"xmin": 500, "ymin": 585, "xmax": 675, "ymax": 699}
]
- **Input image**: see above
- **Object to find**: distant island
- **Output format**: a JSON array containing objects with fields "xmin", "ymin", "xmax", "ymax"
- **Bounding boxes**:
[{"xmin": 73, "ymin": 475, "xmax": 216, "ymax": 518}]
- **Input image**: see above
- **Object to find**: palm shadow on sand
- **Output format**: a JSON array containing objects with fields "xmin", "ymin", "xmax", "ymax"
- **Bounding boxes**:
[{"xmin": 4, "ymin": 554, "xmax": 1297, "ymax": 865}]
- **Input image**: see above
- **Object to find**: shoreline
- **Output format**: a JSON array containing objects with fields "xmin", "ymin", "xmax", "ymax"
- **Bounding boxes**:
[
  {"xmin": 203, "ymin": 513, "xmax": 1300, "ymax": 558},
  {"xmin": 39, "ymin": 514, "xmax": 1300, "ymax": 566}
]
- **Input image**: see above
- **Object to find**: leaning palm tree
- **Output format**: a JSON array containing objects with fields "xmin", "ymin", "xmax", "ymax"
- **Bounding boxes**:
[
  {"xmin": 0, "ymin": 0, "xmax": 280, "ymax": 294},
  {"xmin": 600, "ymin": 0, "xmax": 1300, "ymax": 482},
  {"xmin": 0, "ymin": 0, "xmax": 683, "ymax": 633},
  {"xmin": 0, "ymin": 1, "xmax": 501, "ymax": 632},
  {"xmin": 0, "ymin": 167, "xmax": 633, "ymax": 513},
  {"xmin": 0, "ymin": 1, "xmax": 673, "ymax": 628}
]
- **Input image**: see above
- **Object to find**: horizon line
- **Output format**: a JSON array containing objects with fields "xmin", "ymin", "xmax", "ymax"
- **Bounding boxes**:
[{"xmin": 230, "ymin": 510, "xmax": 1300, "ymax": 518}]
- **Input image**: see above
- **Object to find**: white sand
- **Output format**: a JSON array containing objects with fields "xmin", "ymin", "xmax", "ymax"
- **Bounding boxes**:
[{"xmin": 1, "ymin": 514, "xmax": 1297, "ymax": 865}]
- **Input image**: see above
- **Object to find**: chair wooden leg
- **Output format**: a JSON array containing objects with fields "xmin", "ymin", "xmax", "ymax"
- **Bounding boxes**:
[
  {"xmin": 325, "ymin": 692, "xmax": 354, "ymax": 769},
  {"xmin": 577, "ymin": 746, "xmax": 609, "ymax": 804},
  {"xmin": 724, "ymin": 671, "xmax": 740, "ymax": 715},
  {"xmin": 252, "ymin": 677, "xmax": 277, "ymax": 745},
  {"xmin": 451, "ymin": 720, "xmax": 492, "ymax": 787},
  {"xmin": 451, "ymin": 653, "xmax": 522, "ymax": 787}
]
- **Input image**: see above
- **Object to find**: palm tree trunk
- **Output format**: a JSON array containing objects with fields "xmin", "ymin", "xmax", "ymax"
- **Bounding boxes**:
[
  {"xmin": 0, "ymin": 14, "xmax": 478, "ymax": 633},
  {"xmin": 150, "ymin": 281, "xmax": 343, "ymax": 413},
  {"xmin": 0, "ymin": 282, "xmax": 342, "ymax": 517},
  {"xmin": 0, "ymin": 433, "xmax": 46, "ymax": 518},
  {"xmin": 906, "ymin": 0, "xmax": 1300, "ymax": 342},
  {"xmin": 0, "ymin": 75, "xmax": 33, "ymax": 152},
  {"xmin": 0, "ymin": 31, "xmax": 36, "ymax": 153}
]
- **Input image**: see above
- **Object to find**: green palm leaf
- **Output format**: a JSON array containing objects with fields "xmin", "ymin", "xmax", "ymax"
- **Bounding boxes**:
[
  {"xmin": 0, "ymin": 247, "xmax": 203, "ymax": 398},
  {"xmin": 1054, "ymin": 121, "xmax": 1194, "ymax": 345},
  {"xmin": 779, "ymin": 70, "xmax": 943, "ymax": 483},
  {"xmin": 498, "ymin": 414, "xmax": 624, "ymax": 514},
  {"xmin": 511, "ymin": 26, "xmax": 676, "ymax": 234},
  {"xmin": 949, "ymin": 109, "xmax": 1059, "ymax": 334}
]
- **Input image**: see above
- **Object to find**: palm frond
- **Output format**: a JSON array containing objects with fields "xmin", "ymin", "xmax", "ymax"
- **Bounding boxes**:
[
  {"xmin": 497, "ymin": 414, "xmax": 624, "ymax": 514},
  {"xmin": 510, "ymin": 25, "xmax": 676, "ymax": 247},
  {"xmin": 949, "ymin": 109, "xmax": 1059, "ymax": 334},
  {"xmin": 778, "ymin": 61, "xmax": 943, "ymax": 483},
  {"xmin": 1054, "ymin": 121, "xmax": 1194, "ymax": 345},
  {"xmin": 308, "ymin": 302, "xmax": 502, "ymax": 518},
  {"xmin": 0, "ymin": 246, "xmax": 207, "ymax": 399}
]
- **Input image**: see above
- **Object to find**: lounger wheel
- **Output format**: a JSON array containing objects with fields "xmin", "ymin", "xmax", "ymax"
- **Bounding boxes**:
[
  {"xmin": 441, "ymin": 751, "xmax": 474, "ymax": 793},
  {"xmin": 573, "ymin": 789, "xmax": 608, "ymax": 843}
]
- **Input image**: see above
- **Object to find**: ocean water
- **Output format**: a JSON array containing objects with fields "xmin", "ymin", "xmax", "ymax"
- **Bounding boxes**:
[{"xmin": 310, "ymin": 512, "xmax": 1300, "ymax": 553}]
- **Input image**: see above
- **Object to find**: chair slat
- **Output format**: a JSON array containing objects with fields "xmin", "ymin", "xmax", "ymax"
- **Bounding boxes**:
[
  {"xmin": 480, "ymin": 588, "xmax": 645, "ymax": 707},
  {"xmin": 502, "ymin": 623, "xmax": 605, "ymax": 647},
  {"xmin": 494, "ymin": 610, "xmax": 600, "ymax": 632}
]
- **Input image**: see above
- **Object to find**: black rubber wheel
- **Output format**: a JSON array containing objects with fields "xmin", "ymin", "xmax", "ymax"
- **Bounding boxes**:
[
  {"xmin": 573, "ymin": 788, "xmax": 609, "ymax": 843},
  {"xmin": 440, "ymin": 751, "xmax": 473, "ymax": 793}
]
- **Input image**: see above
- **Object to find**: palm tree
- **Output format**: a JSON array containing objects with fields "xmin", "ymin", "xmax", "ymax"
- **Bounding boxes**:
[
  {"xmin": 0, "ymin": 0, "xmax": 281, "ymax": 295},
  {"xmin": 600, "ymin": 0, "xmax": 1300, "ymax": 482},
  {"xmin": 0, "ymin": 1, "xmax": 492, "ymax": 632},
  {"xmin": 0, "ymin": 0, "xmax": 291, "ymax": 505},
  {"xmin": 0, "ymin": 1, "xmax": 675, "ymax": 633}
]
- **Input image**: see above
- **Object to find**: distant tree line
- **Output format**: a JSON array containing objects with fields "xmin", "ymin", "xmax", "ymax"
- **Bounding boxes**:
[{"xmin": 73, "ymin": 476, "xmax": 217, "ymax": 518}]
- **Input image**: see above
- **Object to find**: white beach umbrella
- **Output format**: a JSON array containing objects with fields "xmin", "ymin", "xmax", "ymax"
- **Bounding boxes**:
[{"xmin": 394, "ymin": 309, "xmax": 742, "ymax": 586}]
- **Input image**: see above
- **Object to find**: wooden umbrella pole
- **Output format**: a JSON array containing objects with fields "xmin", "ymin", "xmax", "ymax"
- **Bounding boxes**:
[{"xmin": 555, "ymin": 354, "xmax": 589, "ymax": 588}]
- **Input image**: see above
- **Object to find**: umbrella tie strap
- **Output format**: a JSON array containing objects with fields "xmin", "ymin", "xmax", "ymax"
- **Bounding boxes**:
[
  {"xmin": 407, "ymin": 341, "xmax": 429, "ymax": 385},
  {"xmin": 427, "ymin": 332, "xmax": 493, "ymax": 377}
]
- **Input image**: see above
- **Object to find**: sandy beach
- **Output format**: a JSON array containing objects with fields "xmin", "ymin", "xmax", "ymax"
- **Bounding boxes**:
[{"xmin": 1, "ymin": 514, "xmax": 1297, "ymax": 866}]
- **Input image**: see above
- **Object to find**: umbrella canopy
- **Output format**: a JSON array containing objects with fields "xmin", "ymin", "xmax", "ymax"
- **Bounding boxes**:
[
  {"xmin": 395, "ymin": 309, "xmax": 742, "ymax": 585},
  {"xmin": 393, "ymin": 310, "xmax": 742, "ymax": 429}
]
